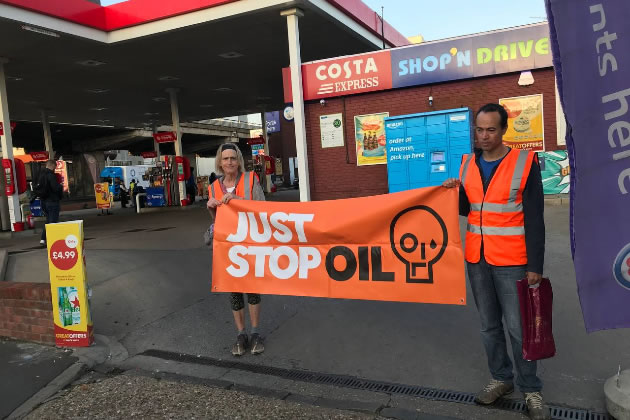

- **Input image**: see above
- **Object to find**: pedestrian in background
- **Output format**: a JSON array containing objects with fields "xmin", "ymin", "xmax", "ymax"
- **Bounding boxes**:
[
  {"xmin": 34, "ymin": 160, "xmax": 63, "ymax": 246},
  {"xmin": 442, "ymin": 103, "xmax": 548, "ymax": 420},
  {"xmin": 129, "ymin": 179, "xmax": 136, "ymax": 207},
  {"xmin": 187, "ymin": 167, "xmax": 196, "ymax": 203},
  {"xmin": 207, "ymin": 143, "xmax": 266, "ymax": 357},
  {"xmin": 119, "ymin": 182, "xmax": 129, "ymax": 208}
]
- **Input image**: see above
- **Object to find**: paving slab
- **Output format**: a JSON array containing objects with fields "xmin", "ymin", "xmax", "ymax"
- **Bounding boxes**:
[{"xmin": 0, "ymin": 339, "xmax": 76, "ymax": 419}]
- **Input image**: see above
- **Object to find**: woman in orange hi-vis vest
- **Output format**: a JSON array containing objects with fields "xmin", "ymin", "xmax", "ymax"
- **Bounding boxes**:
[
  {"xmin": 207, "ymin": 143, "xmax": 266, "ymax": 357},
  {"xmin": 443, "ymin": 104, "xmax": 548, "ymax": 420}
]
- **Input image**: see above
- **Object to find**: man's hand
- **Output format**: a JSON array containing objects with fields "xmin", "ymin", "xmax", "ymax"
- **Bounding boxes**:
[
  {"xmin": 442, "ymin": 178, "xmax": 461, "ymax": 188},
  {"xmin": 527, "ymin": 271, "xmax": 543, "ymax": 285},
  {"xmin": 207, "ymin": 198, "xmax": 221, "ymax": 210}
]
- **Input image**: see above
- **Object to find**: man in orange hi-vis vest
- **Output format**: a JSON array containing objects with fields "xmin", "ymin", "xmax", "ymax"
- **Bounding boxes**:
[{"xmin": 443, "ymin": 103, "xmax": 548, "ymax": 420}]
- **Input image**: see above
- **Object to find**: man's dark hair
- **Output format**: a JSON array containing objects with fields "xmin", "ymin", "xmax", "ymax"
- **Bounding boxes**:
[{"xmin": 476, "ymin": 103, "xmax": 508, "ymax": 129}]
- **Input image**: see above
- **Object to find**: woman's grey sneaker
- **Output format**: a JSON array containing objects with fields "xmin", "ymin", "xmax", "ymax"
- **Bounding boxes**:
[
  {"xmin": 231, "ymin": 333, "xmax": 248, "ymax": 356},
  {"xmin": 250, "ymin": 333, "xmax": 264, "ymax": 355},
  {"xmin": 525, "ymin": 392, "xmax": 550, "ymax": 420},
  {"xmin": 474, "ymin": 379, "xmax": 514, "ymax": 405}
]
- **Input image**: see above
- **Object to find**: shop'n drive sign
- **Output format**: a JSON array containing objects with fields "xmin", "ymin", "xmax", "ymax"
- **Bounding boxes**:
[
  {"xmin": 283, "ymin": 50, "xmax": 393, "ymax": 102},
  {"xmin": 283, "ymin": 23, "xmax": 552, "ymax": 103},
  {"xmin": 212, "ymin": 187, "xmax": 466, "ymax": 305},
  {"xmin": 153, "ymin": 132, "xmax": 177, "ymax": 143}
]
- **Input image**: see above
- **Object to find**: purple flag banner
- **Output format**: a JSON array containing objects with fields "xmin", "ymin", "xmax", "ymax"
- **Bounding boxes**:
[{"xmin": 546, "ymin": 0, "xmax": 630, "ymax": 332}]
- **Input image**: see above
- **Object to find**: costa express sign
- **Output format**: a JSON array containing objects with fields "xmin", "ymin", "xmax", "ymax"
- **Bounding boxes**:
[
  {"xmin": 283, "ymin": 50, "xmax": 393, "ymax": 102},
  {"xmin": 283, "ymin": 23, "xmax": 551, "ymax": 102},
  {"xmin": 212, "ymin": 187, "xmax": 466, "ymax": 305}
]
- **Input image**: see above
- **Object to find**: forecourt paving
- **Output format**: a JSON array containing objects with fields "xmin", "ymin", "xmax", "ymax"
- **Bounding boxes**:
[{"xmin": 3, "ymin": 192, "xmax": 628, "ymax": 415}]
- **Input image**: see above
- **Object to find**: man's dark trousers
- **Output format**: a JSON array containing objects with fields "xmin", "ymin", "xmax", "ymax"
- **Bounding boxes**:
[{"xmin": 41, "ymin": 201, "xmax": 60, "ymax": 243}]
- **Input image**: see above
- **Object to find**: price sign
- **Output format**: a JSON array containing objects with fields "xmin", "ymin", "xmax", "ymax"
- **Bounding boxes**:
[
  {"xmin": 49, "ymin": 240, "xmax": 78, "ymax": 270},
  {"xmin": 46, "ymin": 221, "xmax": 93, "ymax": 347}
]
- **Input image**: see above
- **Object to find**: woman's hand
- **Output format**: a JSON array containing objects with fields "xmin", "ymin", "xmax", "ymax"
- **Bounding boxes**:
[
  {"xmin": 207, "ymin": 198, "xmax": 221, "ymax": 210},
  {"xmin": 222, "ymin": 192, "xmax": 242, "ymax": 204}
]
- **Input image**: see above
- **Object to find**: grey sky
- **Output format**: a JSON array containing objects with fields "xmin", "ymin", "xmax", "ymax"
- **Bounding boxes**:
[
  {"xmin": 362, "ymin": 0, "xmax": 548, "ymax": 41},
  {"xmin": 99, "ymin": 0, "xmax": 128, "ymax": 5}
]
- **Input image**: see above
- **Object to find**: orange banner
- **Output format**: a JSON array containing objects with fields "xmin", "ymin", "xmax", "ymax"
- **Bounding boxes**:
[{"xmin": 212, "ymin": 187, "xmax": 466, "ymax": 305}]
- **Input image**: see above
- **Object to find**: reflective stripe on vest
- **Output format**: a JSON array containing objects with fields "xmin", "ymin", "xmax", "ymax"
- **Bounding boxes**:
[
  {"xmin": 467, "ymin": 223, "xmax": 525, "ymax": 236},
  {"xmin": 243, "ymin": 172, "xmax": 251, "ymax": 200},
  {"xmin": 460, "ymin": 154, "xmax": 474, "ymax": 185},
  {"xmin": 469, "ymin": 202, "xmax": 523, "ymax": 213},
  {"xmin": 460, "ymin": 149, "xmax": 534, "ymax": 266}
]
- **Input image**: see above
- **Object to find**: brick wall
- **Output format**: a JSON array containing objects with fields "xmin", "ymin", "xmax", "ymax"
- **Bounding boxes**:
[
  {"xmin": 303, "ymin": 68, "xmax": 560, "ymax": 201},
  {"xmin": 0, "ymin": 282, "xmax": 55, "ymax": 345}
]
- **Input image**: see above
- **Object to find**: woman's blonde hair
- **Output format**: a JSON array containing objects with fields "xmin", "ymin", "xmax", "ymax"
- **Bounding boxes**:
[{"xmin": 215, "ymin": 143, "xmax": 246, "ymax": 175}]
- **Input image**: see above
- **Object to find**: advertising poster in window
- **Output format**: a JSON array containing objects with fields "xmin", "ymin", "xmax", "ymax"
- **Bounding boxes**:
[
  {"xmin": 499, "ymin": 94, "xmax": 544, "ymax": 151},
  {"xmin": 354, "ymin": 112, "xmax": 389, "ymax": 166}
]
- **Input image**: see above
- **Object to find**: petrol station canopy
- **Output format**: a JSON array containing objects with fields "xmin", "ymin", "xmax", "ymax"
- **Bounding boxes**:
[{"xmin": 0, "ymin": 0, "xmax": 408, "ymax": 149}]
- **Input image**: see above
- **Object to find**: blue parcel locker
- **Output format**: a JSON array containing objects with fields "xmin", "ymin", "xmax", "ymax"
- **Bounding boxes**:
[{"xmin": 385, "ymin": 108, "xmax": 473, "ymax": 192}]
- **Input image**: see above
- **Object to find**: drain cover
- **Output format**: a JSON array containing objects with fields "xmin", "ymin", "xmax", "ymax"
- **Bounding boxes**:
[{"xmin": 139, "ymin": 349, "xmax": 611, "ymax": 420}]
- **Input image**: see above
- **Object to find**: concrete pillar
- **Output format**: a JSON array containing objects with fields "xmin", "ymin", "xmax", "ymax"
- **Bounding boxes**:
[
  {"xmin": 605, "ymin": 369, "xmax": 630, "ymax": 420},
  {"xmin": 281, "ymin": 8, "xmax": 310, "ymax": 202},
  {"xmin": 152, "ymin": 124, "xmax": 161, "ymax": 161},
  {"xmin": 0, "ymin": 167, "xmax": 9, "ymax": 231},
  {"xmin": 41, "ymin": 110, "xmax": 54, "ymax": 159},
  {"xmin": 167, "ymin": 88, "xmax": 186, "ymax": 205},
  {"xmin": 0, "ymin": 59, "xmax": 21, "ymax": 229},
  {"xmin": 260, "ymin": 111, "xmax": 272, "ymax": 193}
]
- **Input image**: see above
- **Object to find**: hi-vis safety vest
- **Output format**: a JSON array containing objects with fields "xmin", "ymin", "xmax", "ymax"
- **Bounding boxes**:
[
  {"xmin": 208, "ymin": 171, "xmax": 256, "ymax": 201},
  {"xmin": 459, "ymin": 149, "xmax": 536, "ymax": 266}
]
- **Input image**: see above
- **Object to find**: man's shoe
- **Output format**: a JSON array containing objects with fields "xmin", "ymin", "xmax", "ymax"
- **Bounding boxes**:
[
  {"xmin": 525, "ymin": 392, "xmax": 550, "ymax": 420},
  {"xmin": 40, "ymin": 240, "xmax": 46, "ymax": 246},
  {"xmin": 250, "ymin": 333, "xmax": 264, "ymax": 355},
  {"xmin": 231, "ymin": 334, "xmax": 248, "ymax": 356},
  {"xmin": 474, "ymin": 379, "xmax": 514, "ymax": 405}
]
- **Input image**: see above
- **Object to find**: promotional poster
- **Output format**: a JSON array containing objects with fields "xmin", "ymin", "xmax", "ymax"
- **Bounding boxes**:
[
  {"xmin": 354, "ymin": 113, "xmax": 389, "ymax": 166},
  {"xmin": 500, "ymin": 94, "xmax": 545, "ymax": 151},
  {"xmin": 94, "ymin": 182, "xmax": 112, "ymax": 209},
  {"xmin": 46, "ymin": 221, "xmax": 93, "ymax": 346}
]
